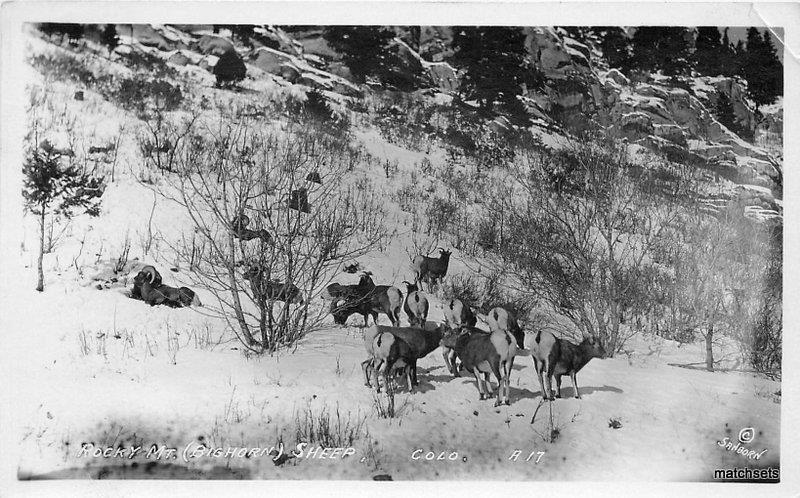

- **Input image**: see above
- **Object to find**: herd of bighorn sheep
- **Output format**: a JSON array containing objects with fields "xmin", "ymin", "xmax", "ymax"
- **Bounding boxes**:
[
  {"xmin": 324, "ymin": 247, "xmax": 607, "ymax": 406},
  {"xmin": 129, "ymin": 244, "xmax": 606, "ymax": 405}
]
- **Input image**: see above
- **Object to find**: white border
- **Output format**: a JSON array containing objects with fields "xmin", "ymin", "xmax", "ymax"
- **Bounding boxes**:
[{"xmin": 1, "ymin": 2, "xmax": 797, "ymax": 497}]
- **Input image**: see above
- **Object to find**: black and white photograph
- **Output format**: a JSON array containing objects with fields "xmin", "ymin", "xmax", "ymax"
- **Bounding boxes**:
[{"xmin": 0, "ymin": 1, "xmax": 797, "ymax": 494}]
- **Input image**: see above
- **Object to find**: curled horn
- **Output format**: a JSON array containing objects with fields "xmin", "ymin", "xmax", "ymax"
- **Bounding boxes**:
[{"xmin": 141, "ymin": 266, "xmax": 158, "ymax": 284}]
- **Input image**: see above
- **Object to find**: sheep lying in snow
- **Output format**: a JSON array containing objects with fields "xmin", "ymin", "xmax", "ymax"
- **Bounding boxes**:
[{"xmin": 132, "ymin": 265, "xmax": 201, "ymax": 308}]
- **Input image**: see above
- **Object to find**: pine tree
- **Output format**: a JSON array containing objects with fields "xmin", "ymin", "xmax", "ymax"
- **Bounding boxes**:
[
  {"xmin": 450, "ymin": 26, "xmax": 535, "ymax": 119},
  {"xmin": 733, "ymin": 39, "xmax": 746, "ymax": 75},
  {"xmin": 740, "ymin": 27, "xmax": 782, "ymax": 109},
  {"xmin": 100, "ymin": 24, "xmax": 119, "ymax": 55},
  {"xmin": 213, "ymin": 50, "xmax": 247, "ymax": 87},
  {"xmin": 23, "ymin": 140, "xmax": 106, "ymax": 291},
  {"xmin": 714, "ymin": 91, "xmax": 736, "ymax": 131},
  {"xmin": 718, "ymin": 28, "xmax": 737, "ymax": 76},
  {"xmin": 630, "ymin": 27, "xmax": 691, "ymax": 76},
  {"xmin": 761, "ymin": 31, "xmax": 783, "ymax": 99},
  {"xmin": 596, "ymin": 27, "xmax": 631, "ymax": 70},
  {"xmin": 693, "ymin": 27, "xmax": 722, "ymax": 76},
  {"xmin": 322, "ymin": 26, "xmax": 396, "ymax": 83},
  {"xmin": 39, "ymin": 23, "xmax": 84, "ymax": 43}
]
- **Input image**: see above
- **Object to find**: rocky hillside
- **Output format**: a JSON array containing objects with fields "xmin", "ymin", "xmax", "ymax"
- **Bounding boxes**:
[{"xmin": 97, "ymin": 24, "xmax": 781, "ymax": 221}]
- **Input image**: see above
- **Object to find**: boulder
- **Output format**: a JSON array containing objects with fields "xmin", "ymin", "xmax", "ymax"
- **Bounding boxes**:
[
  {"xmin": 250, "ymin": 47, "xmax": 293, "ymax": 73},
  {"xmin": 197, "ymin": 34, "xmax": 235, "ymax": 56},
  {"xmin": 425, "ymin": 62, "xmax": 459, "ymax": 92},
  {"xmin": 278, "ymin": 64, "xmax": 301, "ymax": 83},
  {"xmin": 653, "ymin": 123, "xmax": 687, "ymax": 147},
  {"xmin": 198, "ymin": 54, "xmax": 219, "ymax": 72},
  {"xmin": 524, "ymin": 27, "xmax": 591, "ymax": 80},
  {"xmin": 165, "ymin": 49, "xmax": 201, "ymax": 66},
  {"xmin": 253, "ymin": 26, "xmax": 304, "ymax": 56},
  {"xmin": 618, "ymin": 111, "xmax": 654, "ymax": 139},
  {"xmin": 604, "ymin": 68, "xmax": 629, "ymax": 87},
  {"xmin": 117, "ymin": 24, "xmax": 187, "ymax": 51}
]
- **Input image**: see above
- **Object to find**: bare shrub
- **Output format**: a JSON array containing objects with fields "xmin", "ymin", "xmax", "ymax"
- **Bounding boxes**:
[
  {"xmin": 664, "ymin": 204, "xmax": 776, "ymax": 372},
  {"xmin": 478, "ymin": 139, "xmax": 686, "ymax": 355},
  {"xmin": 293, "ymin": 403, "xmax": 367, "ymax": 448},
  {"xmin": 157, "ymin": 113, "xmax": 388, "ymax": 353},
  {"xmin": 114, "ymin": 231, "xmax": 131, "ymax": 274}
]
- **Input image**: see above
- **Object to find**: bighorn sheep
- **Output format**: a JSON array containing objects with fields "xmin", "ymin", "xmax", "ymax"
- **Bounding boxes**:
[
  {"xmin": 411, "ymin": 248, "xmax": 452, "ymax": 292},
  {"xmin": 441, "ymin": 325, "xmax": 516, "ymax": 406},
  {"xmin": 133, "ymin": 265, "xmax": 201, "ymax": 307},
  {"xmin": 231, "ymin": 213, "xmax": 273, "ymax": 243},
  {"xmin": 362, "ymin": 322, "xmax": 448, "ymax": 389},
  {"xmin": 370, "ymin": 332, "xmax": 415, "ymax": 393},
  {"xmin": 484, "ymin": 307, "xmax": 526, "ymax": 350},
  {"xmin": 330, "ymin": 273, "xmax": 402, "ymax": 327},
  {"xmin": 530, "ymin": 330, "xmax": 606, "ymax": 401},
  {"xmin": 131, "ymin": 265, "xmax": 163, "ymax": 299},
  {"xmin": 402, "ymin": 281, "xmax": 429, "ymax": 328},
  {"xmin": 243, "ymin": 265, "xmax": 304, "ymax": 304},
  {"xmin": 441, "ymin": 298, "xmax": 477, "ymax": 376}
]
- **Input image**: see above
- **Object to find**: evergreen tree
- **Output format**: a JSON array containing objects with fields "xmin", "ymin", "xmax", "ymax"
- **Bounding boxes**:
[
  {"xmin": 630, "ymin": 27, "xmax": 691, "ymax": 76},
  {"xmin": 39, "ymin": 23, "xmax": 84, "ymax": 43},
  {"xmin": 693, "ymin": 27, "xmax": 722, "ymax": 76},
  {"xmin": 596, "ymin": 26, "xmax": 631, "ymax": 70},
  {"xmin": 23, "ymin": 140, "xmax": 106, "ymax": 291},
  {"xmin": 762, "ymin": 30, "xmax": 784, "ymax": 98},
  {"xmin": 733, "ymin": 39, "xmax": 746, "ymax": 75},
  {"xmin": 740, "ymin": 27, "xmax": 782, "ymax": 109},
  {"xmin": 100, "ymin": 24, "xmax": 119, "ymax": 55},
  {"xmin": 213, "ymin": 50, "xmax": 247, "ymax": 87},
  {"xmin": 450, "ymin": 26, "xmax": 536, "ymax": 119},
  {"xmin": 322, "ymin": 26, "xmax": 396, "ymax": 83},
  {"xmin": 714, "ymin": 91, "xmax": 737, "ymax": 131},
  {"xmin": 718, "ymin": 28, "xmax": 737, "ymax": 76}
]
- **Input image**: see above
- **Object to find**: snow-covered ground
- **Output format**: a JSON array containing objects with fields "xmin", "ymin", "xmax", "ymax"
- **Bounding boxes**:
[
  {"xmin": 2, "ymin": 26, "xmax": 783, "ymax": 484},
  {"xmin": 3, "ymin": 257, "xmax": 781, "ymax": 481}
]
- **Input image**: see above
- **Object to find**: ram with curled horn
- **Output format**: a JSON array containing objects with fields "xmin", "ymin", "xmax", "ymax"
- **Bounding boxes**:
[{"xmin": 132, "ymin": 265, "xmax": 202, "ymax": 308}]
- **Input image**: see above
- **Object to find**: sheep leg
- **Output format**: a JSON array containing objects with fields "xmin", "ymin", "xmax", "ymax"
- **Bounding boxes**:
[
  {"xmin": 406, "ymin": 365, "xmax": 414, "ymax": 393},
  {"xmin": 570, "ymin": 372, "xmax": 581, "ymax": 399},
  {"xmin": 473, "ymin": 370, "xmax": 486, "ymax": 400},
  {"xmin": 361, "ymin": 359, "xmax": 373, "ymax": 387},
  {"xmin": 451, "ymin": 350, "xmax": 461, "ymax": 377},
  {"xmin": 410, "ymin": 358, "xmax": 419, "ymax": 386},
  {"xmin": 442, "ymin": 346, "xmax": 458, "ymax": 377},
  {"xmin": 372, "ymin": 359, "xmax": 383, "ymax": 393},
  {"xmin": 554, "ymin": 374, "xmax": 563, "ymax": 398},
  {"xmin": 500, "ymin": 358, "xmax": 513, "ymax": 405},
  {"xmin": 483, "ymin": 371, "xmax": 494, "ymax": 398},
  {"xmin": 533, "ymin": 356, "xmax": 549, "ymax": 401},
  {"xmin": 544, "ymin": 362, "xmax": 556, "ymax": 401}
]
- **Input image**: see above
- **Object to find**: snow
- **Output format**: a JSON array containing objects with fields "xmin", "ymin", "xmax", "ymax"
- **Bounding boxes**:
[{"xmin": 4, "ymin": 25, "xmax": 784, "ymax": 484}]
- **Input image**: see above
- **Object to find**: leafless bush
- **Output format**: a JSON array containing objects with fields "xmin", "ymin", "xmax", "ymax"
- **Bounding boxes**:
[
  {"xmin": 476, "ymin": 139, "xmax": 686, "ymax": 355},
  {"xmin": 114, "ymin": 231, "xmax": 131, "ymax": 274},
  {"xmin": 293, "ymin": 403, "xmax": 367, "ymax": 448},
  {"xmin": 156, "ymin": 113, "xmax": 388, "ymax": 353}
]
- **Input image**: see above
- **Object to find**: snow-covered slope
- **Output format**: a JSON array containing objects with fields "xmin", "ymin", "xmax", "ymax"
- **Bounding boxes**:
[{"xmin": 6, "ymin": 25, "xmax": 782, "ymax": 482}]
